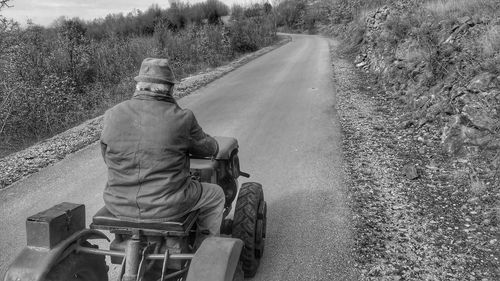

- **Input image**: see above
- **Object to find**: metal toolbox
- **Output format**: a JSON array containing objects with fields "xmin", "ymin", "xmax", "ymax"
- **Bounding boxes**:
[{"xmin": 26, "ymin": 202, "xmax": 85, "ymax": 249}]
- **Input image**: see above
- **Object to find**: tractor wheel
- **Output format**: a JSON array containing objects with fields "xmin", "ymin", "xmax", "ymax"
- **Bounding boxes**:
[
  {"xmin": 45, "ymin": 243, "xmax": 108, "ymax": 281},
  {"xmin": 232, "ymin": 182, "xmax": 266, "ymax": 278},
  {"xmin": 220, "ymin": 218, "xmax": 233, "ymax": 235},
  {"xmin": 232, "ymin": 262, "xmax": 244, "ymax": 281}
]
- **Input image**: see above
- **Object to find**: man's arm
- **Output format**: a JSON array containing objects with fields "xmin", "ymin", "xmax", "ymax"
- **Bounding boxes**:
[
  {"xmin": 100, "ymin": 141, "xmax": 107, "ymax": 164},
  {"xmin": 188, "ymin": 112, "xmax": 218, "ymax": 157},
  {"xmin": 100, "ymin": 111, "xmax": 110, "ymax": 164}
]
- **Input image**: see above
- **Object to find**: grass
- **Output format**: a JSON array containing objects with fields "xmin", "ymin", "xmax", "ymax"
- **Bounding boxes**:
[
  {"xmin": 481, "ymin": 24, "xmax": 500, "ymax": 56},
  {"xmin": 424, "ymin": 0, "xmax": 500, "ymax": 19}
]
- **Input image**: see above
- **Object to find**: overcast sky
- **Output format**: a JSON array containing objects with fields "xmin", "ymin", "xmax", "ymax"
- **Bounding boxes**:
[{"xmin": 1, "ymin": 0, "xmax": 253, "ymax": 26}]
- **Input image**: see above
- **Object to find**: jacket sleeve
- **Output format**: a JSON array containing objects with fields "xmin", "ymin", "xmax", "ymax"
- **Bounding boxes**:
[
  {"xmin": 188, "ymin": 111, "xmax": 219, "ymax": 158},
  {"xmin": 100, "ymin": 111, "xmax": 109, "ymax": 163},
  {"xmin": 100, "ymin": 141, "xmax": 107, "ymax": 164}
]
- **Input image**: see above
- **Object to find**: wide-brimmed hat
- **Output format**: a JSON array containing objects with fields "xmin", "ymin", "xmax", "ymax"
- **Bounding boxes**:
[{"xmin": 134, "ymin": 58, "xmax": 179, "ymax": 84}]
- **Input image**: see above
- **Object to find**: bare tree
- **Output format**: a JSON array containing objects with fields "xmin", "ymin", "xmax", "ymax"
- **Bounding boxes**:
[
  {"xmin": 0, "ymin": 0, "xmax": 12, "ymax": 27},
  {"xmin": 0, "ymin": 0, "xmax": 12, "ymax": 10},
  {"xmin": 0, "ymin": 0, "xmax": 12, "ymax": 24}
]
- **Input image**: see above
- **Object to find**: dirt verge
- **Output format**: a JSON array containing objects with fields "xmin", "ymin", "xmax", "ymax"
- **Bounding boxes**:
[{"xmin": 0, "ymin": 36, "xmax": 291, "ymax": 189}]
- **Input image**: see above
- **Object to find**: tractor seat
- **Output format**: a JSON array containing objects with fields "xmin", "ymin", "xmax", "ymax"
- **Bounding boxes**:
[{"xmin": 90, "ymin": 207, "xmax": 198, "ymax": 235}]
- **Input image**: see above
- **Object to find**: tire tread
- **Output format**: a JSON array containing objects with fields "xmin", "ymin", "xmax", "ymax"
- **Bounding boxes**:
[{"xmin": 232, "ymin": 182, "xmax": 264, "ymax": 278}]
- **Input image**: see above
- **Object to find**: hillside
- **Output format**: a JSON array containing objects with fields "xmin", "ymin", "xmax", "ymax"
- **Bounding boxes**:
[{"xmin": 324, "ymin": 0, "xmax": 500, "ymax": 279}]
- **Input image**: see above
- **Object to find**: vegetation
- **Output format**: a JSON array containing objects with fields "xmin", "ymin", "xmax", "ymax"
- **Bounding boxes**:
[
  {"xmin": 270, "ymin": 0, "xmax": 417, "ymax": 33},
  {"xmin": 0, "ymin": 1, "xmax": 276, "ymax": 156}
]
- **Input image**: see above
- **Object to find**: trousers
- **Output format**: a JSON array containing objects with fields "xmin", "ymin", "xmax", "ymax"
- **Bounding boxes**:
[{"xmin": 188, "ymin": 182, "xmax": 225, "ymax": 236}]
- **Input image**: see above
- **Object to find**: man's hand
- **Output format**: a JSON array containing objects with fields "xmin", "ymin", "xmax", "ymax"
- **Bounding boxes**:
[{"xmin": 189, "ymin": 134, "xmax": 219, "ymax": 158}]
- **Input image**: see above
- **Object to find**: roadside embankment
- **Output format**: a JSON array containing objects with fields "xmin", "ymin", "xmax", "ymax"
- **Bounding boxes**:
[
  {"xmin": 330, "ymin": 1, "xmax": 499, "ymax": 280},
  {"xmin": 333, "ymin": 40, "xmax": 500, "ymax": 280},
  {"xmin": 0, "ymin": 36, "xmax": 290, "ymax": 189}
]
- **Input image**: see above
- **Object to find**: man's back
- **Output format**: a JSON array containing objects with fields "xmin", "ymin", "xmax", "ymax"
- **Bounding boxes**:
[{"xmin": 101, "ymin": 91, "xmax": 201, "ymax": 221}]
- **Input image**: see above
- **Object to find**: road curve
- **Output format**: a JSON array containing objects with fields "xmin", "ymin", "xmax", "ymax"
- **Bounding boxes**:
[{"xmin": 0, "ymin": 34, "xmax": 359, "ymax": 280}]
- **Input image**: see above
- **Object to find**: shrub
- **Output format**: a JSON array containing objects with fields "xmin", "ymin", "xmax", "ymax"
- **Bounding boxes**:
[
  {"xmin": 0, "ymin": 74, "xmax": 82, "ymax": 144},
  {"xmin": 229, "ymin": 15, "xmax": 276, "ymax": 53},
  {"xmin": 0, "ymin": 1, "xmax": 278, "ymax": 156},
  {"xmin": 276, "ymin": 0, "xmax": 307, "ymax": 29},
  {"xmin": 229, "ymin": 4, "xmax": 276, "ymax": 52}
]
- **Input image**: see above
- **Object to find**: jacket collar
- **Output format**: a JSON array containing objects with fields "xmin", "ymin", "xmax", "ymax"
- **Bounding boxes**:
[{"xmin": 132, "ymin": 90, "xmax": 177, "ymax": 104}]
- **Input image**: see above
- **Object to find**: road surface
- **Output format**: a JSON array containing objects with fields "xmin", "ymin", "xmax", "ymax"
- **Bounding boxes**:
[{"xmin": 0, "ymin": 34, "xmax": 359, "ymax": 280}]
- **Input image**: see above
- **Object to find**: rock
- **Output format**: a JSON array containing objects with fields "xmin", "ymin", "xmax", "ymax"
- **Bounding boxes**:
[
  {"xmin": 427, "ymin": 101, "xmax": 445, "ymax": 117},
  {"xmin": 417, "ymin": 117, "xmax": 429, "ymax": 129},
  {"xmin": 482, "ymin": 219, "xmax": 491, "ymax": 225},
  {"xmin": 462, "ymin": 103, "xmax": 497, "ymax": 131},
  {"xmin": 457, "ymin": 16, "xmax": 472, "ymax": 25},
  {"xmin": 441, "ymin": 103, "xmax": 454, "ymax": 115},
  {"xmin": 375, "ymin": 11, "xmax": 388, "ymax": 21},
  {"xmin": 482, "ymin": 89, "xmax": 500, "ymax": 102},
  {"xmin": 445, "ymin": 21, "xmax": 472, "ymax": 44},
  {"xmin": 426, "ymin": 161, "xmax": 439, "ymax": 170},
  {"xmin": 467, "ymin": 197, "xmax": 480, "ymax": 203},
  {"xmin": 402, "ymin": 163, "xmax": 419, "ymax": 180},
  {"xmin": 456, "ymin": 22, "xmax": 471, "ymax": 33},
  {"xmin": 415, "ymin": 95, "xmax": 429, "ymax": 109},
  {"xmin": 443, "ymin": 97, "xmax": 499, "ymax": 154},
  {"xmin": 401, "ymin": 120, "xmax": 414, "ymax": 129},
  {"xmin": 463, "ymin": 127, "xmax": 493, "ymax": 147},
  {"xmin": 471, "ymin": 180, "xmax": 487, "ymax": 195},
  {"xmin": 443, "ymin": 35, "xmax": 454, "ymax": 44},
  {"xmin": 486, "ymin": 139, "xmax": 500, "ymax": 150},
  {"xmin": 468, "ymin": 73, "xmax": 496, "ymax": 92},
  {"xmin": 441, "ymin": 115, "xmax": 466, "ymax": 155},
  {"xmin": 356, "ymin": 61, "xmax": 367, "ymax": 68}
]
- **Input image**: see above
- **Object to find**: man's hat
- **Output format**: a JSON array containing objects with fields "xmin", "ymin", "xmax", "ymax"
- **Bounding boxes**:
[{"xmin": 134, "ymin": 58, "xmax": 179, "ymax": 84}]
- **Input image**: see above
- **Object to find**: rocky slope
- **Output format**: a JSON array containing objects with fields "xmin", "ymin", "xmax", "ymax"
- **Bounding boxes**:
[
  {"xmin": 333, "ymin": 43, "xmax": 499, "ymax": 280},
  {"xmin": 355, "ymin": 6, "xmax": 499, "ymax": 160},
  {"xmin": 329, "ymin": 2, "xmax": 500, "ymax": 280},
  {"xmin": 0, "ymin": 36, "xmax": 290, "ymax": 189}
]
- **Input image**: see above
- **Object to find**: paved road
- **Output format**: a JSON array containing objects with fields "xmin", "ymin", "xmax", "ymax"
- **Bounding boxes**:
[{"xmin": 0, "ymin": 34, "xmax": 358, "ymax": 280}]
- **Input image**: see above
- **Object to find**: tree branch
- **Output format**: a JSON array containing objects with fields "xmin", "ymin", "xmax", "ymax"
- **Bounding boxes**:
[{"xmin": 0, "ymin": 0, "xmax": 12, "ymax": 10}]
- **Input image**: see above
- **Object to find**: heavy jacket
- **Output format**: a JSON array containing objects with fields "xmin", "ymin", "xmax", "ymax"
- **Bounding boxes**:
[{"xmin": 100, "ymin": 90, "xmax": 218, "ymax": 221}]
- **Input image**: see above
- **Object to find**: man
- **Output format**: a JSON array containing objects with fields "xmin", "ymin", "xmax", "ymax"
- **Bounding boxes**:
[{"xmin": 100, "ymin": 58, "xmax": 225, "ymax": 237}]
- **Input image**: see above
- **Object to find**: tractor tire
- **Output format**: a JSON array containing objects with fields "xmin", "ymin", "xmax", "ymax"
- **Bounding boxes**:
[
  {"xmin": 232, "ymin": 262, "xmax": 244, "ymax": 281},
  {"xmin": 220, "ymin": 218, "xmax": 233, "ymax": 235},
  {"xmin": 45, "ymin": 243, "xmax": 108, "ymax": 281},
  {"xmin": 232, "ymin": 182, "xmax": 266, "ymax": 278}
]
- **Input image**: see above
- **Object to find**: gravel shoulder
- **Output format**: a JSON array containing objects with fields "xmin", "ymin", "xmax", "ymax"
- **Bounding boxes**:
[
  {"xmin": 0, "ymin": 36, "xmax": 290, "ymax": 189},
  {"xmin": 331, "ymin": 41, "xmax": 500, "ymax": 280}
]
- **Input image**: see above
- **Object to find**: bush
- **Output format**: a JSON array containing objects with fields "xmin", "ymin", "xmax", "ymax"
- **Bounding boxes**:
[
  {"xmin": 229, "ymin": 16, "xmax": 276, "ymax": 53},
  {"xmin": 276, "ymin": 0, "xmax": 307, "ymax": 29},
  {"xmin": 0, "ymin": 1, "xmax": 277, "ymax": 156}
]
